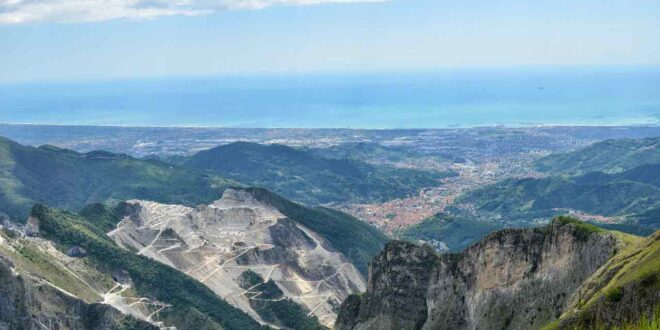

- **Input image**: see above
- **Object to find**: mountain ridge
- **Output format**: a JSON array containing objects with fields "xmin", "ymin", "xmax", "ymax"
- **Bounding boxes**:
[
  {"xmin": 183, "ymin": 141, "xmax": 454, "ymax": 205},
  {"xmin": 535, "ymin": 137, "xmax": 660, "ymax": 175},
  {"xmin": 0, "ymin": 136, "xmax": 236, "ymax": 222},
  {"xmin": 336, "ymin": 217, "xmax": 656, "ymax": 330}
]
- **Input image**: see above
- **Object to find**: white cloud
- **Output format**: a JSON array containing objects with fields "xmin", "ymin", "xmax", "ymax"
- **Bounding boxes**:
[{"xmin": 0, "ymin": 0, "xmax": 387, "ymax": 24}]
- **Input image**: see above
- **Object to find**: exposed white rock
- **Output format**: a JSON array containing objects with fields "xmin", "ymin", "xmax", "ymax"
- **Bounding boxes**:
[{"xmin": 108, "ymin": 188, "xmax": 366, "ymax": 327}]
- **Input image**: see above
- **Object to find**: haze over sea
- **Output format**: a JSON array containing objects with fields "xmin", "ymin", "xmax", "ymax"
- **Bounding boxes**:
[{"xmin": 1, "ymin": 67, "xmax": 659, "ymax": 129}]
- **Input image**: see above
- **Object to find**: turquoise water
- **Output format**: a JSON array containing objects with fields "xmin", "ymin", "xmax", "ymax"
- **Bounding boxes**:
[{"xmin": 1, "ymin": 67, "xmax": 659, "ymax": 128}]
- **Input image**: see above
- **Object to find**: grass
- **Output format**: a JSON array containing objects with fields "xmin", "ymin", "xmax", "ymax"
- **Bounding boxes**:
[
  {"xmin": 554, "ymin": 215, "xmax": 605, "ymax": 241},
  {"xmin": 547, "ymin": 229, "xmax": 659, "ymax": 329},
  {"xmin": 0, "ymin": 232, "xmax": 103, "ymax": 302},
  {"xmin": 610, "ymin": 308, "xmax": 660, "ymax": 330},
  {"xmin": 586, "ymin": 231, "xmax": 659, "ymax": 308},
  {"xmin": 544, "ymin": 307, "xmax": 660, "ymax": 330}
]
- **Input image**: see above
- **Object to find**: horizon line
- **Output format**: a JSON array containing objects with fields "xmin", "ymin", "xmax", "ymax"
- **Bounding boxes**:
[
  {"xmin": 1, "ymin": 122, "xmax": 659, "ymax": 131},
  {"xmin": 2, "ymin": 64, "xmax": 660, "ymax": 86}
]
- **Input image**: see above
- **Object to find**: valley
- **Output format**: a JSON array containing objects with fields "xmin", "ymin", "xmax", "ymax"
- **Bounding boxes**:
[
  {"xmin": 0, "ymin": 125, "xmax": 658, "ymax": 329},
  {"xmin": 335, "ymin": 154, "xmax": 546, "ymax": 233},
  {"xmin": 2, "ymin": 2, "xmax": 659, "ymax": 329}
]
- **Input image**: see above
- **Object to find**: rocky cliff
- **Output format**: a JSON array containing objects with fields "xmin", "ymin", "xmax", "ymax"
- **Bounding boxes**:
[
  {"xmin": 552, "ymin": 230, "xmax": 659, "ymax": 329},
  {"xmin": 108, "ymin": 188, "xmax": 366, "ymax": 327},
  {"xmin": 336, "ymin": 217, "xmax": 626, "ymax": 330}
]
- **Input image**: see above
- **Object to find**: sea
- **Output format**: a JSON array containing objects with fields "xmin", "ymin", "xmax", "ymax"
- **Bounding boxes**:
[{"xmin": 1, "ymin": 67, "xmax": 659, "ymax": 129}]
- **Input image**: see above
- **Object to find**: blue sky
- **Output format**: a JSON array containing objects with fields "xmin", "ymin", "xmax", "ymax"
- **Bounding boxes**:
[{"xmin": 1, "ymin": 0, "xmax": 659, "ymax": 83}]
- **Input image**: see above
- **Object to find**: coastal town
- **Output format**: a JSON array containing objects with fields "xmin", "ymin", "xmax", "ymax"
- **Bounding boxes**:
[{"xmin": 335, "ymin": 154, "xmax": 547, "ymax": 233}]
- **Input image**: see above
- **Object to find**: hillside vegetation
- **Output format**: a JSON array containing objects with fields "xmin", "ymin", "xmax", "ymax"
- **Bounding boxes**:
[
  {"xmin": 535, "ymin": 137, "xmax": 660, "ymax": 175},
  {"xmin": 404, "ymin": 159, "xmax": 660, "ymax": 252},
  {"xmin": 307, "ymin": 142, "xmax": 462, "ymax": 164},
  {"xmin": 184, "ymin": 142, "xmax": 454, "ymax": 205},
  {"xmin": 239, "ymin": 270, "xmax": 325, "ymax": 330},
  {"xmin": 402, "ymin": 213, "xmax": 503, "ymax": 251},
  {"xmin": 308, "ymin": 142, "xmax": 417, "ymax": 162},
  {"xmin": 458, "ymin": 162, "xmax": 660, "ymax": 232},
  {"xmin": 0, "ymin": 136, "xmax": 235, "ymax": 221}
]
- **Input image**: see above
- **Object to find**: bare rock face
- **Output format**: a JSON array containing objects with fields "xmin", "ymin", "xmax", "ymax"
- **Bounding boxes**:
[
  {"xmin": 25, "ymin": 216, "xmax": 39, "ymax": 237},
  {"xmin": 66, "ymin": 245, "xmax": 88, "ymax": 257},
  {"xmin": 555, "ymin": 231, "xmax": 660, "ymax": 329},
  {"xmin": 108, "ymin": 188, "xmax": 366, "ymax": 327},
  {"xmin": 336, "ymin": 220, "xmax": 619, "ymax": 330},
  {"xmin": 338, "ymin": 240, "xmax": 438, "ymax": 330}
]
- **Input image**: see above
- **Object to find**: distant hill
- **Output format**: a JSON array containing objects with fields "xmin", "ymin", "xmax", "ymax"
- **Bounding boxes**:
[
  {"xmin": 402, "ymin": 213, "xmax": 503, "ymax": 252},
  {"xmin": 535, "ymin": 137, "xmax": 660, "ymax": 175},
  {"xmin": 184, "ymin": 142, "xmax": 454, "ymax": 205},
  {"xmin": 404, "ymin": 162, "xmax": 660, "ymax": 251},
  {"xmin": 460, "ymin": 163, "xmax": 660, "ymax": 225},
  {"xmin": 0, "ymin": 136, "xmax": 236, "ymax": 221},
  {"xmin": 308, "ymin": 142, "xmax": 428, "ymax": 162}
]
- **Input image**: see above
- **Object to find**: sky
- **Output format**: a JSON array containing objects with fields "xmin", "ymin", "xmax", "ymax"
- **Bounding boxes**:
[{"xmin": 1, "ymin": 0, "xmax": 660, "ymax": 83}]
